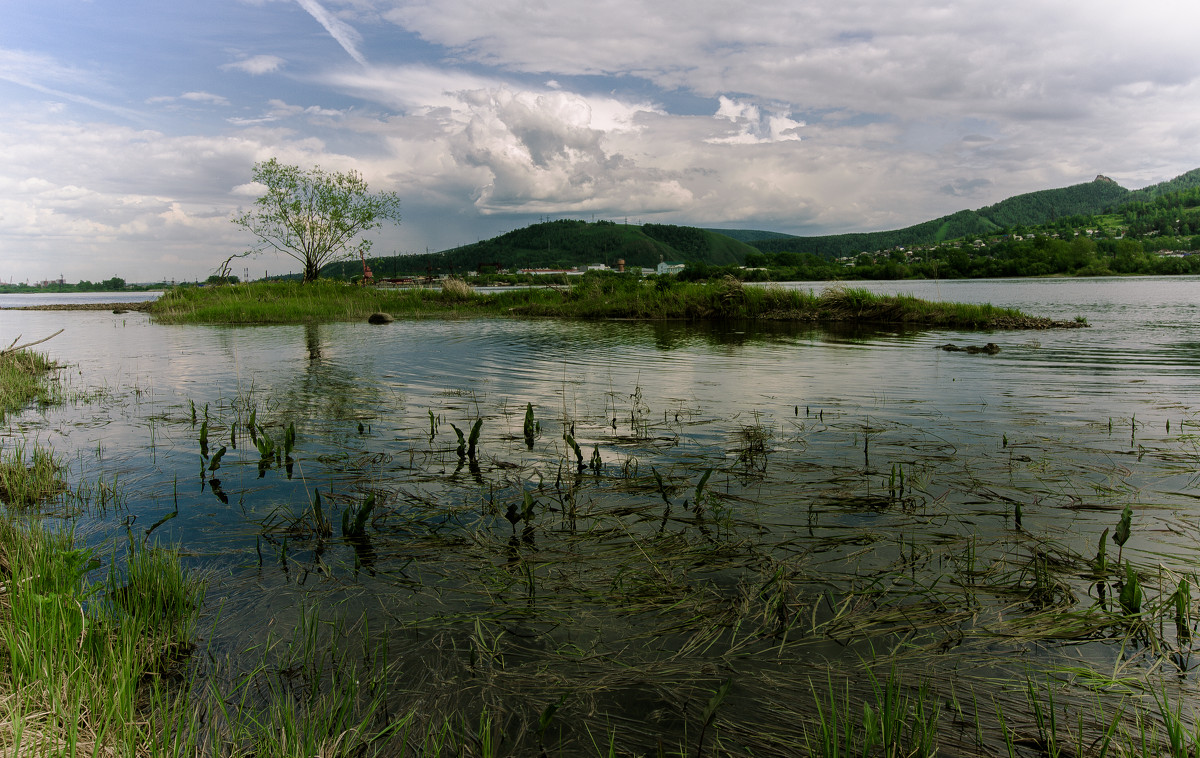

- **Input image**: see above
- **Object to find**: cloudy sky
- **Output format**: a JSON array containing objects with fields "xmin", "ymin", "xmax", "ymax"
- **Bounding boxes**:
[{"xmin": 2, "ymin": 0, "xmax": 1199, "ymax": 282}]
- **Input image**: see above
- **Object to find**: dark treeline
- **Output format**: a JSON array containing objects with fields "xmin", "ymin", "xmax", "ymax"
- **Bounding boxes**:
[{"xmin": 0, "ymin": 276, "xmax": 145, "ymax": 294}]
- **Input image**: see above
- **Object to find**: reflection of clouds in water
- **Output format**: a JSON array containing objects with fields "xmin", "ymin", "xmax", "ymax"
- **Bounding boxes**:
[{"xmin": 5, "ymin": 278, "xmax": 1200, "ymax": 559}]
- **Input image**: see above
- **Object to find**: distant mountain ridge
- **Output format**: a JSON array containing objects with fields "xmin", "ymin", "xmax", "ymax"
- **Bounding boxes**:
[{"xmin": 730, "ymin": 168, "xmax": 1200, "ymax": 258}]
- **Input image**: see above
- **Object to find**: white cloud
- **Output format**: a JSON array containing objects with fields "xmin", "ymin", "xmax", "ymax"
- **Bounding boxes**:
[
  {"xmin": 221, "ymin": 55, "xmax": 286, "ymax": 75},
  {"xmin": 226, "ymin": 99, "xmax": 347, "ymax": 125},
  {"xmin": 380, "ymin": 0, "xmax": 1200, "ymax": 124},
  {"xmin": 181, "ymin": 91, "xmax": 232, "ymax": 106},
  {"xmin": 147, "ymin": 92, "xmax": 232, "ymax": 107},
  {"xmin": 0, "ymin": 47, "xmax": 144, "ymax": 121},
  {"xmin": 709, "ymin": 96, "xmax": 803, "ymax": 144},
  {"xmin": 294, "ymin": 0, "xmax": 368, "ymax": 66}
]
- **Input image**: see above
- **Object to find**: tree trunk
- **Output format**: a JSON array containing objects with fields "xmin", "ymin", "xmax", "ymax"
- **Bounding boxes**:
[{"xmin": 303, "ymin": 260, "xmax": 320, "ymax": 282}]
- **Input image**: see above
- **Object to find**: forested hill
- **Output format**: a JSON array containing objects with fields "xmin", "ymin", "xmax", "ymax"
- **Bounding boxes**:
[
  {"xmin": 322, "ymin": 220, "xmax": 759, "ymax": 278},
  {"xmin": 748, "ymin": 168, "xmax": 1200, "ymax": 258}
]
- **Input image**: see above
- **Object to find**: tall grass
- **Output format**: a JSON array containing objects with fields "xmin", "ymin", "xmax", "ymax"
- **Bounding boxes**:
[
  {"xmin": 0, "ymin": 349, "xmax": 58, "ymax": 421},
  {"xmin": 0, "ymin": 517, "xmax": 204, "ymax": 756},
  {"xmin": 0, "ymin": 440, "xmax": 64, "ymax": 508},
  {"xmin": 151, "ymin": 278, "xmax": 1075, "ymax": 329}
]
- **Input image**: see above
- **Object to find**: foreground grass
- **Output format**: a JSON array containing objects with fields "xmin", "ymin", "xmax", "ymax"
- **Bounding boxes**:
[
  {"xmin": 150, "ymin": 277, "xmax": 1085, "ymax": 329},
  {"xmin": 0, "ymin": 351, "xmax": 203, "ymax": 756},
  {"xmin": 0, "ymin": 523, "xmax": 202, "ymax": 756}
]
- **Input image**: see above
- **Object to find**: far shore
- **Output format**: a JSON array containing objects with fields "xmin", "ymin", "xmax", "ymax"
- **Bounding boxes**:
[{"xmin": 0, "ymin": 301, "xmax": 155, "ymax": 311}]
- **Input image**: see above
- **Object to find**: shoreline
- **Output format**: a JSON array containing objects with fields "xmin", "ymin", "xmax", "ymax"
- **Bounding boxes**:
[{"xmin": 0, "ymin": 302, "xmax": 154, "ymax": 311}]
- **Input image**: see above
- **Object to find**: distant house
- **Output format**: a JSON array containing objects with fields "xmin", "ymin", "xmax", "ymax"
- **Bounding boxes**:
[
  {"xmin": 518, "ymin": 268, "xmax": 573, "ymax": 276},
  {"xmin": 656, "ymin": 261, "xmax": 686, "ymax": 275}
]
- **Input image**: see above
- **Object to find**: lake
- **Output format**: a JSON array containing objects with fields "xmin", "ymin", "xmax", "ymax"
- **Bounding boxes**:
[{"xmin": 3, "ymin": 275, "xmax": 1199, "ymax": 755}]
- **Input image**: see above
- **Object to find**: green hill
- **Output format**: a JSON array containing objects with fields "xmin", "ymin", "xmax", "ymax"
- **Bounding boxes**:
[
  {"xmin": 701, "ymin": 228, "xmax": 798, "ymax": 244},
  {"xmin": 746, "ymin": 169, "xmax": 1200, "ymax": 258},
  {"xmin": 323, "ymin": 220, "xmax": 758, "ymax": 278},
  {"xmin": 1129, "ymin": 168, "xmax": 1200, "ymax": 202}
]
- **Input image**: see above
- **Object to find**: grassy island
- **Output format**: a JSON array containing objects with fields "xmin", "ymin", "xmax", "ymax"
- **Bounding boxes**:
[{"xmin": 150, "ymin": 277, "xmax": 1084, "ymax": 329}]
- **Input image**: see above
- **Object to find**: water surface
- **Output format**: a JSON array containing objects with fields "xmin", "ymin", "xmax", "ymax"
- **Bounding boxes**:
[{"xmin": 2, "ymin": 276, "xmax": 1199, "ymax": 754}]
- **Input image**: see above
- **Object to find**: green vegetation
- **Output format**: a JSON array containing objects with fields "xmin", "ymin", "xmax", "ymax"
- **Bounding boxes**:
[
  {"xmin": 0, "ymin": 349, "xmax": 204, "ymax": 755},
  {"xmin": 150, "ymin": 276, "xmax": 1078, "ymax": 328},
  {"xmin": 0, "ymin": 349, "xmax": 58, "ymax": 421},
  {"xmin": 750, "ymin": 169, "xmax": 1200, "ymax": 260},
  {"xmin": 320, "ymin": 219, "xmax": 757, "ymax": 278},
  {"xmin": 0, "ymin": 516, "xmax": 203, "ymax": 755},
  {"xmin": 737, "ymin": 181, "xmax": 1200, "ymax": 281},
  {"xmin": 232, "ymin": 158, "xmax": 402, "ymax": 283}
]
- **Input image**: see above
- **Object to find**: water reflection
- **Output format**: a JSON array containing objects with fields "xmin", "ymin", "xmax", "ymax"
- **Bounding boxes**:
[{"xmin": 305, "ymin": 322, "xmax": 323, "ymax": 361}]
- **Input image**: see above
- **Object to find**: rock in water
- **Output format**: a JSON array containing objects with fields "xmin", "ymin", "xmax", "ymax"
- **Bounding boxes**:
[{"xmin": 367, "ymin": 312, "xmax": 394, "ymax": 324}]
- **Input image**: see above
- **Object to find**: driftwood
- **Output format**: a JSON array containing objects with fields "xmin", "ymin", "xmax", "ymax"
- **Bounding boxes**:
[{"xmin": 1, "ymin": 329, "xmax": 64, "ymax": 358}]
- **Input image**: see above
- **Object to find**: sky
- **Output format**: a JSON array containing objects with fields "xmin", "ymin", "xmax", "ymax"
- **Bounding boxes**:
[{"xmin": 2, "ymin": 0, "xmax": 1199, "ymax": 283}]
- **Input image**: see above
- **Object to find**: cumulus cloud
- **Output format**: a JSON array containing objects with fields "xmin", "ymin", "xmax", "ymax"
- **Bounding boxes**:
[
  {"xmin": 0, "ymin": 118, "xmax": 330, "ymax": 280},
  {"xmin": 709, "ymin": 97, "xmax": 803, "ymax": 144}
]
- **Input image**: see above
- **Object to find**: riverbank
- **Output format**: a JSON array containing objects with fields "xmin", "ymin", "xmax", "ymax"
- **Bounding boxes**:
[{"xmin": 147, "ymin": 278, "xmax": 1087, "ymax": 328}]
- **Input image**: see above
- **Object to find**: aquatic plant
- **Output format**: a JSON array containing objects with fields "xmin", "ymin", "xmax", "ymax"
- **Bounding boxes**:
[
  {"xmin": 467, "ymin": 417, "xmax": 482, "ymax": 462},
  {"xmin": 523, "ymin": 402, "xmax": 536, "ymax": 449},
  {"xmin": 310, "ymin": 490, "xmax": 332, "ymax": 538},
  {"xmin": 1119, "ymin": 564, "xmax": 1143, "ymax": 616},
  {"xmin": 342, "ymin": 493, "xmax": 376, "ymax": 540},
  {"xmin": 449, "ymin": 423, "xmax": 467, "ymax": 459},
  {"xmin": 564, "ymin": 433, "xmax": 584, "ymax": 471},
  {"xmin": 198, "ymin": 420, "xmax": 209, "ymax": 457},
  {"xmin": 1115, "ymin": 504, "xmax": 1133, "ymax": 564},
  {"xmin": 283, "ymin": 420, "xmax": 296, "ymax": 459},
  {"xmin": 207, "ymin": 445, "xmax": 226, "ymax": 472}
]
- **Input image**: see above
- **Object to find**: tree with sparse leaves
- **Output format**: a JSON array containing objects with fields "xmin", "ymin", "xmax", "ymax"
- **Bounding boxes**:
[{"xmin": 232, "ymin": 158, "xmax": 401, "ymax": 283}]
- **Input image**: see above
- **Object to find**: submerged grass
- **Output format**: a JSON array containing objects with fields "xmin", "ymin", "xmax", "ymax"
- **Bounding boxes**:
[{"xmin": 150, "ymin": 278, "xmax": 1080, "ymax": 329}]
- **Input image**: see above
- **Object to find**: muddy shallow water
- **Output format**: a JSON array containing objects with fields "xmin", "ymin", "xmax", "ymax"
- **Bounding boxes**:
[{"xmin": 4, "ymin": 276, "xmax": 1200, "ymax": 755}]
